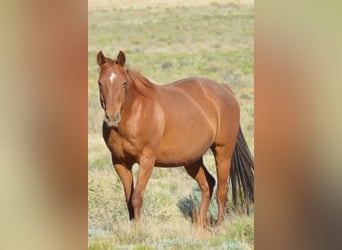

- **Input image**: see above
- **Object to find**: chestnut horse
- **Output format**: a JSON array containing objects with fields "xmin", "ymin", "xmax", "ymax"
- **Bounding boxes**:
[{"xmin": 97, "ymin": 50, "xmax": 254, "ymax": 227}]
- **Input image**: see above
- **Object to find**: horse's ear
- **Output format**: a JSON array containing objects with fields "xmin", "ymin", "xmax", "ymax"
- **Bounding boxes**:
[
  {"xmin": 116, "ymin": 50, "xmax": 126, "ymax": 66},
  {"xmin": 97, "ymin": 50, "xmax": 106, "ymax": 65}
]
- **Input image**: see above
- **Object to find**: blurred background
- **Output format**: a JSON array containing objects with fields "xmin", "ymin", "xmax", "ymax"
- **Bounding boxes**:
[{"xmin": 1, "ymin": 0, "xmax": 342, "ymax": 249}]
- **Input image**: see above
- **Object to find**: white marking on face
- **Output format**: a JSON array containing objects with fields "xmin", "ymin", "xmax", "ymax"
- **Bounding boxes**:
[{"xmin": 109, "ymin": 72, "xmax": 116, "ymax": 83}]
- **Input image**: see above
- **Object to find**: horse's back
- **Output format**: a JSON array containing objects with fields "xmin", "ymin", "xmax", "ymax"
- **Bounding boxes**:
[{"xmin": 165, "ymin": 77, "xmax": 239, "ymax": 120}]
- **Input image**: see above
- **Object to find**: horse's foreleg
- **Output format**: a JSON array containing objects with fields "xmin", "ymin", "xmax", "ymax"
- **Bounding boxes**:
[
  {"xmin": 113, "ymin": 161, "xmax": 134, "ymax": 220},
  {"xmin": 131, "ymin": 150, "xmax": 155, "ymax": 221},
  {"xmin": 185, "ymin": 159, "xmax": 215, "ymax": 228}
]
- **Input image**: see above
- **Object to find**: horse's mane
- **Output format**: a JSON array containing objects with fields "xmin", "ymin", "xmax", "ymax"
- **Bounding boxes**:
[{"xmin": 127, "ymin": 69, "xmax": 155, "ymax": 97}]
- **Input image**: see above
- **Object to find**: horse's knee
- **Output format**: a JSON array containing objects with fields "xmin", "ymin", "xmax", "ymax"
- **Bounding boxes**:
[{"xmin": 131, "ymin": 193, "xmax": 143, "ymax": 209}]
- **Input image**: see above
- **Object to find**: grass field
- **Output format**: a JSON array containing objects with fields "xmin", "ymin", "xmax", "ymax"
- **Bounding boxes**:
[{"xmin": 89, "ymin": 1, "xmax": 254, "ymax": 249}]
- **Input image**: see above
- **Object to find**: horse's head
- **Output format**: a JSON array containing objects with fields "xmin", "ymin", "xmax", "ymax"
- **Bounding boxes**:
[{"xmin": 97, "ymin": 50, "xmax": 128, "ymax": 128}]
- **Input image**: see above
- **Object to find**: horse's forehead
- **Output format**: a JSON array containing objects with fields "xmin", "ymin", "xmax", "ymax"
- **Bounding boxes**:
[
  {"xmin": 109, "ymin": 72, "xmax": 116, "ymax": 81},
  {"xmin": 101, "ymin": 65, "xmax": 126, "ymax": 81}
]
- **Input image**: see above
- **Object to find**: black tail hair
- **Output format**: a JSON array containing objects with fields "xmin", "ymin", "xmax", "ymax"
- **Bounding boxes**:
[{"xmin": 230, "ymin": 126, "xmax": 254, "ymax": 212}]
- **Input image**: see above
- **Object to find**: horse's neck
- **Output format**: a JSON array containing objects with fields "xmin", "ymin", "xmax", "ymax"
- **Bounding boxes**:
[
  {"xmin": 121, "ymin": 70, "xmax": 156, "ymax": 118},
  {"xmin": 128, "ymin": 70, "xmax": 155, "ymax": 97},
  {"xmin": 122, "ymin": 84, "xmax": 147, "ymax": 114}
]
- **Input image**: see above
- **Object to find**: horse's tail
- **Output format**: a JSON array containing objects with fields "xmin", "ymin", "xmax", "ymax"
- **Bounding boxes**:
[{"xmin": 230, "ymin": 126, "xmax": 254, "ymax": 211}]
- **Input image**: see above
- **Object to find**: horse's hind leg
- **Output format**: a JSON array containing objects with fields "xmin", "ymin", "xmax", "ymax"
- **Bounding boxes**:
[
  {"xmin": 211, "ymin": 144, "xmax": 236, "ymax": 225},
  {"xmin": 184, "ymin": 158, "xmax": 216, "ymax": 228}
]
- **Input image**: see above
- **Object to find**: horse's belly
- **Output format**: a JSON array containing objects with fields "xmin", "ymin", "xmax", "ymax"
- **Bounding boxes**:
[
  {"xmin": 155, "ymin": 150, "xmax": 208, "ymax": 167},
  {"xmin": 155, "ymin": 126, "xmax": 215, "ymax": 167}
]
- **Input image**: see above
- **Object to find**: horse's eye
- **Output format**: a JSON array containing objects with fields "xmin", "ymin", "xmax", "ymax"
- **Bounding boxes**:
[
  {"xmin": 122, "ymin": 82, "xmax": 127, "ymax": 87},
  {"xmin": 98, "ymin": 81, "xmax": 102, "ymax": 87}
]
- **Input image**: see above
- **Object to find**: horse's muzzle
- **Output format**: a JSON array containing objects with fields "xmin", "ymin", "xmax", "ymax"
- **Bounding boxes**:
[{"xmin": 104, "ymin": 112, "xmax": 121, "ymax": 128}]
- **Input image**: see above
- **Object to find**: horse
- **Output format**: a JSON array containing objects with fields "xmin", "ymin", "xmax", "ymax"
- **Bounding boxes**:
[{"xmin": 96, "ymin": 50, "xmax": 254, "ymax": 228}]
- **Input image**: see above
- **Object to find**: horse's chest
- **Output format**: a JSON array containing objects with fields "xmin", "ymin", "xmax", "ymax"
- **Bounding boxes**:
[{"xmin": 105, "ymin": 129, "xmax": 140, "ymax": 161}]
